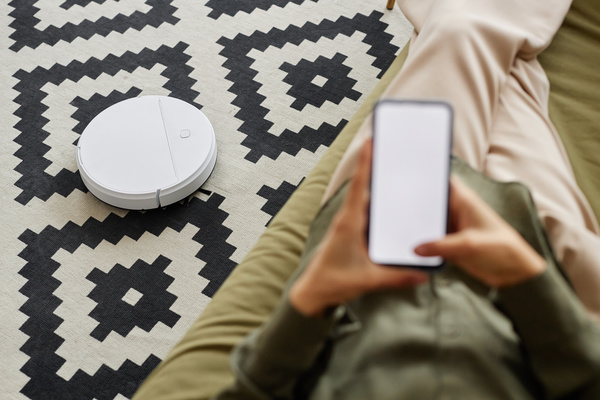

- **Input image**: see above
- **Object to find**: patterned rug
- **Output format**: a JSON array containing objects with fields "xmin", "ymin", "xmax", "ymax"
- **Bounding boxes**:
[{"xmin": 0, "ymin": 1, "xmax": 411, "ymax": 399}]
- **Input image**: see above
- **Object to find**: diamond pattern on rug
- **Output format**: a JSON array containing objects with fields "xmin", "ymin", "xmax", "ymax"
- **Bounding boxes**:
[
  {"xmin": 86, "ymin": 256, "xmax": 180, "ymax": 341},
  {"xmin": 218, "ymin": 10, "xmax": 399, "ymax": 163},
  {"xmin": 1, "ymin": 1, "xmax": 412, "ymax": 399},
  {"xmin": 17, "ymin": 195, "xmax": 235, "ymax": 399},
  {"xmin": 12, "ymin": 42, "xmax": 199, "ymax": 206},
  {"xmin": 281, "ymin": 53, "xmax": 362, "ymax": 111}
]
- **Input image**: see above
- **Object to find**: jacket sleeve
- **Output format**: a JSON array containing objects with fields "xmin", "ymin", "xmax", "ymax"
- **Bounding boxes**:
[
  {"xmin": 499, "ymin": 264, "xmax": 600, "ymax": 399},
  {"xmin": 212, "ymin": 299, "xmax": 337, "ymax": 400}
]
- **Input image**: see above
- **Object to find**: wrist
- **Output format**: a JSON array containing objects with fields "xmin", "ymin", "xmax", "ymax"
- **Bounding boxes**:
[
  {"xmin": 289, "ymin": 276, "xmax": 328, "ymax": 317},
  {"xmin": 500, "ymin": 243, "xmax": 547, "ymax": 287}
]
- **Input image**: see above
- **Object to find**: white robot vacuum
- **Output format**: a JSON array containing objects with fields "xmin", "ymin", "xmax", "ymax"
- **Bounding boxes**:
[{"xmin": 77, "ymin": 96, "xmax": 217, "ymax": 210}]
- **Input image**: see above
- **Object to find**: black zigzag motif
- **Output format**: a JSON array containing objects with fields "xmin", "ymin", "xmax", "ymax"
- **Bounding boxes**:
[
  {"xmin": 70, "ymin": 87, "xmax": 143, "ymax": 143},
  {"xmin": 87, "ymin": 256, "xmax": 181, "ymax": 341},
  {"xmin": 60, "ymin": 0, "xmax": 107, "ymax": 10},
  {"xmin": 280, "ymin": 53, "xmax": 362, "ymax": 111},
  {"xmin": 218, "ymin": 11, "xmax": 398, "ymax": 163},
  {"xmin": 205, "ymin": 0, "xmax": 316, "ymax": 20},
  {"xmin": 12, "ymin": 42, "xmax": 199, "ymax": 206},
  {"xmin": 8, "ymin": 0, "xmax": 179, "ymax": 51},
  {"xmin": 17, "ymin": 194, "xmax": 236, "ymax": 399},
  {"xmin": 257, "ymin": 180, "xmax": 301, "ymax": 226}
]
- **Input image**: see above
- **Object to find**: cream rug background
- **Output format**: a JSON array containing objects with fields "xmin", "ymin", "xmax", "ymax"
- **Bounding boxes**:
[{"xmin": 0, "ymin": 1, "xmax": 411, "ymax": 398}]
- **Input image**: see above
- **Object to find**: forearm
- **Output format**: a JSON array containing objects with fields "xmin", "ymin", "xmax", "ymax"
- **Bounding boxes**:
[
  {"xmin": 212, "ymin": 299, "xmax": 335, "ymax": 400},
  {"xmin": 499, "ymin": 265, "xmax": 600, "ymax": 399}
]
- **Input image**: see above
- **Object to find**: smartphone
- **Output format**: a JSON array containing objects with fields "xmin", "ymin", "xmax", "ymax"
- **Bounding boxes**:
[{"xmin": 369, "ymin": 100, "xmax": 453, "ymax": 269}]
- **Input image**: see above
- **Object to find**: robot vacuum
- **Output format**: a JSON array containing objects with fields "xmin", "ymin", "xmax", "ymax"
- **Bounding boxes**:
[{"xmin": 77, "ymin": 96, "xmax": 217, "ymax": 210}]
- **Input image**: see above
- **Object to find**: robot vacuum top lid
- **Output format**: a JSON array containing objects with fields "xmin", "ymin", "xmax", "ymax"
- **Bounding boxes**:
[{"xmin": 77, "ymin": 96, "xmax": 217, "ymax": 209}]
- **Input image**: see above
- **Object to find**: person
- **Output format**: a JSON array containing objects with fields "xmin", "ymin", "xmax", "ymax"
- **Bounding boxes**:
[
  {"xmin": 213, "ymin": 140, "xmax": 600, "ymax": 399},
  {"xmin": 324, "ymin": 0, "xmax": 600, "ymax": 320},
  {"xmin": 212, "ymin": 0, "xmax": 600, "ymax": 398}
]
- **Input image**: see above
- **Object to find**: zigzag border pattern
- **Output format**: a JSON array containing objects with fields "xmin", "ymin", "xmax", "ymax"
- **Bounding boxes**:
[
  {"xmin": 60, "ymin": 0, "xmax": 108, "ymax": 10},
  {"xmin": 257, "ymin": 180, "xmax": 301, "ymax": 226},
  {"xmin": 205, "ymin": 0, "xmax": 316, "ymax": 20},
  {"xmin": 8, "ymin": 0, "xmax": 179, "ymax": 51}
]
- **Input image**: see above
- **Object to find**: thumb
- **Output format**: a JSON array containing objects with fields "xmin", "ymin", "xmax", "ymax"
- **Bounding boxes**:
[{"xmin": 414, "ymin": 233, "xmax": 467, "ymax": 260}]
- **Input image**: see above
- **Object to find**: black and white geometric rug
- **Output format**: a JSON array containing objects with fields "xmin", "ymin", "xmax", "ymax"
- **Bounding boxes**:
[{"xmin": 0, "ymin": 1, "xmax": 411, "ymax": 399}]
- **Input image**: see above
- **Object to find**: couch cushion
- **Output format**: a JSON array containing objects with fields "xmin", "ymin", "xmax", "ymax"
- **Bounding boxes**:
[{"xmin": 539, "ymin": 0, "xmax": 600, "ymax": 224}]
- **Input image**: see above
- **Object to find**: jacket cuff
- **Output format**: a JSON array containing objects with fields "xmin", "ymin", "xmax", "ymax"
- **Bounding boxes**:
[
  {"xmin": 498, "ymin": 264, "xmax": 592, "ymax": 346},
  {"xmin": 243, "ymin": 298, "xmax": 336, "ymax": 377}
]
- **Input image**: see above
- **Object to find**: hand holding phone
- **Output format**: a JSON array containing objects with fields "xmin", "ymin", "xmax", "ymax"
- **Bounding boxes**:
[
  {"xmin": 369, "ymin": 100, "xmax": 453, "ymax": 269},
  {"xmin": 414, "ymin": 177, "xmax": 547, "ymax": 287},
  {"xmin": 290, "ymin": 140, "xmax": 429, "ymax": 317}
]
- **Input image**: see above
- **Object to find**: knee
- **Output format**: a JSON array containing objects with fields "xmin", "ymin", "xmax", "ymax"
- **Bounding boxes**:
[
  {"xmin": 427, "ymin": 13, "xmax": 482, "ymax": 45},
  {"xmin": 424, "ymin": 12, "xmax": 512, "ymax": 60}
]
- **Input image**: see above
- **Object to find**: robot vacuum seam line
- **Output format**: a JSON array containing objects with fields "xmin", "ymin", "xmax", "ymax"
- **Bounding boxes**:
[{"xmin": 158, "ymin": 98, "xmax": 179, "ymax": 180}]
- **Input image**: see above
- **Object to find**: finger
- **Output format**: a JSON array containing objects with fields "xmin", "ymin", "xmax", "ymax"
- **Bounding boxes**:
[{"xmin": 414, "ymin": 232, "xmax": 472, "ymax": 260}]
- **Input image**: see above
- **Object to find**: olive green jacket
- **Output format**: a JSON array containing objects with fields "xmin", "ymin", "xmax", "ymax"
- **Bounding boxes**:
[{"xmin": 214, "ymin": 159, "xmax": 600, "ymax": 399}]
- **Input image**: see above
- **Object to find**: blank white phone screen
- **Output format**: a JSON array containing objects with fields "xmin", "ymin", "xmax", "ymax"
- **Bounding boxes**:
[{"xmin": 369, "ymin": 101, "xmax": 452, "ymax": 267}]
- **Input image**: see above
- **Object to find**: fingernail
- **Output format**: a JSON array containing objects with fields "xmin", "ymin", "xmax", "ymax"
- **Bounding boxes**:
[{"xmin": 414, "ymin": 245, "xmax": 427, "ymax": 255}]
